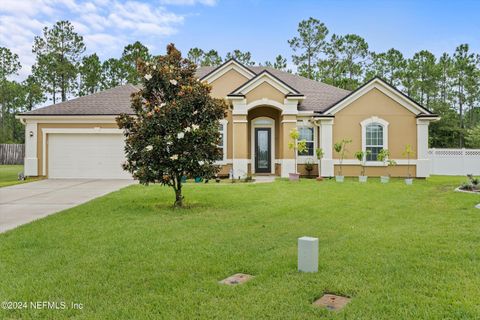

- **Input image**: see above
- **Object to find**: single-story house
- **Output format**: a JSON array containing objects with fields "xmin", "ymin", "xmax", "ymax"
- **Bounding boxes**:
[{"xmin": 17, "ymin": 59, "xmax": 439, "ymax": 179}]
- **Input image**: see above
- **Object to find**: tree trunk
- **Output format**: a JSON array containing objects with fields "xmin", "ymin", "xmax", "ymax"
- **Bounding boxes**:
[
  {"xmin": 173, "ymin": 180, "xmax": 184, "ymax": 207},
  {"xmin": 61, "ymin": 74, "xmax": 66, "ymax": 102},
  {"xmin": 459, "ymin": 86, "xmax": 464, "ymax": 147}
]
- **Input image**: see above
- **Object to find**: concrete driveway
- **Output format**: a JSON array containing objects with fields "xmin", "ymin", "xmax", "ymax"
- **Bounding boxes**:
[{"xmin": 0, "ymin": 179, "xmax": 135, "ymax": 233}]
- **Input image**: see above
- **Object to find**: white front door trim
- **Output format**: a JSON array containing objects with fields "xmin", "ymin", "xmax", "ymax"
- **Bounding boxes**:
[{"xmin": 251, "ymin": 117, "xmax": 275, "ymax": 174}]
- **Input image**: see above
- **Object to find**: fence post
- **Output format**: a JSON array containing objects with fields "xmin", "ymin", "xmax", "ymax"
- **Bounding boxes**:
[{"xmin": 430, "ymin": 148, "xmax": 436, "ymax": 174}]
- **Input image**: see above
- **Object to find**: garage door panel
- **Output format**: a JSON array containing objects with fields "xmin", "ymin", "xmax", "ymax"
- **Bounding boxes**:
[{"xmin": 48, "ymin": 133, "xmax": 132, "ymax": 179}]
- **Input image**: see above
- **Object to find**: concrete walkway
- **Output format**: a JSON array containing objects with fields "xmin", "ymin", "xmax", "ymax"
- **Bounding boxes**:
[{"xmin": 0, "ymin": 179, "xmax": 135, "ymax": 233}]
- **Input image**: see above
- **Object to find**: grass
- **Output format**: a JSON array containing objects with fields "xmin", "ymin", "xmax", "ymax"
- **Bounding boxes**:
[
  {"xmin": 0, "ymin": 176, "xmax": 479, "ymax": 319},
  {"xmin": 0, "ymin": 165, "xmax": 41, "ymax": 188}
]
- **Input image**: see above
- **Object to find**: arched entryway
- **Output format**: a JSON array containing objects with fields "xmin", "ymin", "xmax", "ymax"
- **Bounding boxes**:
[{"xmin": 247, "ymin": 106, "xmax": 281, "ymax": 175}]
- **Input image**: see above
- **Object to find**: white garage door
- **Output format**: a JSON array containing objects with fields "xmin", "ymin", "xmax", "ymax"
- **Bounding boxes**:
[{"xmin": 48, "ymin": 133, "xmax": 132, "ymax": 179}]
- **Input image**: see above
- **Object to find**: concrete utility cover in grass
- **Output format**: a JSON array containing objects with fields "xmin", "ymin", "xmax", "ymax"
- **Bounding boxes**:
[
  {"xmin": 219, "ymin": 273, "xmax": 254, "ymax": 285},
  {"xmin": 313, "ymin": 294, "xmax": 351, "ymax": 311},
  {"xmin": 476, "ymin": 203, "xmax": 480, "ymax": 209}
]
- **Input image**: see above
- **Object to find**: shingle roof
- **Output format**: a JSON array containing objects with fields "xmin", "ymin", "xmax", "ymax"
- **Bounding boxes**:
[
  {"xmin": 197, "ymin": 66, "xmax": 351, "ymax": 113},
  {"xmin": 21, "ymin": 67, "xmax": 351, "ymax": 116},
  {"xmin": 21, "ymin": 84, "xmax": 140, "ymax": 115}
]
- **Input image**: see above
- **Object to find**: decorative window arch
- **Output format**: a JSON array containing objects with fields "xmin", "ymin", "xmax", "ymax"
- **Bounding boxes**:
[{"xmin": 361, "ymin": 116, "xmax": 389, "ymax": 162}]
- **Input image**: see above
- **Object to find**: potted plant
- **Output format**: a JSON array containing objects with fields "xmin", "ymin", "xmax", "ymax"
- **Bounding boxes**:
[
  {"xmin": 403, "ymin": 144, "xmax": 415, "ymax": 185},
  {"xmin": 377, "ymin": 149, "xmax": 396, "ymax": 183},
  {"xmin": 315, "ymin": 147, "xmax": 324, "ymax": 181},
  {"xmin": 354, "ymin": 150, "xmax": 370, "ymax": 183},
  {"xmin": 305, "ymin": 159, "xmax": 314, "ymax": 178},
  {"xmin": 288, "ymin": 128, "xmax": 307, "ymax": 181},
  {"xmin": 333, "ymin": 138, "xmax": 351, "ymax": 182}
]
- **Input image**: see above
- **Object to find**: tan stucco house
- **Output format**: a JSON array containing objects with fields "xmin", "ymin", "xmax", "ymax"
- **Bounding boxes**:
[{"xmin": 17, "ymin": 59, "xmax": 439, "ymax": 179}]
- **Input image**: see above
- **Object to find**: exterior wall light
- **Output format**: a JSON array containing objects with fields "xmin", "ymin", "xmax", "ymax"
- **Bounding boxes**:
[{"xmin": 29, "ymin": 131, "xmax": 34, "ymax": 137}]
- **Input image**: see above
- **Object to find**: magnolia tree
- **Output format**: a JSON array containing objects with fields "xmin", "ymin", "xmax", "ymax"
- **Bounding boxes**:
[{"xmin": 117, "ymin": 44, "xmax": 227, "ymax": 207}]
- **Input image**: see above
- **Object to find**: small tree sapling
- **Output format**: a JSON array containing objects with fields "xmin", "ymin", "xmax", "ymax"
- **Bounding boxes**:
[
  {"xmin": 288, "ymin": 128, "xmax": 307, "ymax": 180},
  {"xmin": 315, "ymin": 147, "xmax": 324, "ymax": 179},
  {"xmin": 333, "ymin": 138, "xmax": 351, "ymax": 181},
  {"xmin": 402, "ymin": 144, "xmax": 415, "ymax": 184},
  {"xmin": 354, "ymin": 150, "xmax": 371, "ymax": 182}
]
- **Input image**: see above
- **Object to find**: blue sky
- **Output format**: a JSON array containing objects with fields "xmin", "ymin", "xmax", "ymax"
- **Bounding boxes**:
[{"xmin": 1, "ymin": 0, "xmax": 479, "ymax": 79}]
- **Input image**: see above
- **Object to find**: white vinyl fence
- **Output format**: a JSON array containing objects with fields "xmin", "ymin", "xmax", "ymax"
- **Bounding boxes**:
[{"xmin": 428, "ymin": 148, "xmax": 480, "ymax": 175}]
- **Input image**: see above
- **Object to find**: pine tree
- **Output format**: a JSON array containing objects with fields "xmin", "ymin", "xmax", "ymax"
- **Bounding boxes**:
[
  {"xmin": 101, "ymin": 58, "xmax": 128, "ymax": 89},
  {"xmin": 202, "ymin": 50, "xmax": 222, "ymax": 66},
  {"xmin": 337, "ymin": 34, "xmax": 369, "ymax": 90},
  {"xmin": 187, "ymin": 48, "xmax": 205, "ymax": 65},
  {"xmin": 288, "ymin": 17, "xmax": 328, "ymax": 79},
  {"xmin": 22, "ymin": 75, "xmax": 44, "ymax": 111},
  {"xmin": 32, "ymin": 20, "xmax": 85, "ymax": 103},
  {"xmin": 366, "ymin": 48, "xmax": 405, "ymax": 87},
  {"xmin": 79, "ymin": 54, "xmax": 102, "ymax": 96},
  {"xmin": 122, "ymin": 41, "xmax": 151, "ymax": 84},
  {"xmin": 410, "ymin": 50, "xmax": 438, "ymax": 106},
  {"xmin": 0, "ymin": 47, "xmax": 22, "ymax": 142},
  {"xmin": 451, "ymin": 44, "xmax": 477, "ymax": 146},
  {"xmin": 317, "ymin": 34, "xmax": 344, "ymax": 87},
  {"xmin": 226, "ymin": 50, "xmax": 255, "ymax": 65}
]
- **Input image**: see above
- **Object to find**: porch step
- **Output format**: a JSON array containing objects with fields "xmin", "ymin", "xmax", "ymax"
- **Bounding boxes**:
[{"xmin": 253, "ymin": 176, "xmax": 276, "ymax": 183}]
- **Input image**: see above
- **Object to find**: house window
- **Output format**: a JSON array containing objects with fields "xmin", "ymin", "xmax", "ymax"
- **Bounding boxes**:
[
  {"xmin": 218, "ymin": 120, "xmax": 227, "ymax": 161},
  {"xmin": 361, "ymin": 116, "xmax": 389, "ymax": 162},
  {"xmin": 365, "ymin": 123, "xmax": 383, "ymax": 161},
  {"xmin": 298, "ymin": 126, "xmax": 314, "ymax": 156}
]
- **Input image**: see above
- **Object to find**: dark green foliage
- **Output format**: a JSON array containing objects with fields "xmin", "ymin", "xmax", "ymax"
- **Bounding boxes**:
[
  {"xmin": 288, "ymin": 17, "xmax": 329, "ymax": 80},
  {"xmin": 290, "ymin": 17, "xmax": 480, "ymax": 147},
  {"xmin": 100, "ymin": 58, "xmax": 128, "ymax": 89},
  {"xmin": 116, "ymin": 44, "xmax": 227, "ymax": 207},
  {"xmin": 79, "ymin": 54, "xmax": 102, "ymax": 96},
  {"xmin": 32, "ymin": 20, "xmax": 85, "ymax": 103},
  {"xmin": 0, "ymin": 48, "xmax": 42, "ymax": 143},
  {"xmin": 1, "ymin": 18, "xmax": 479, "ymax": 148},
  {"xmin": 121, "ymin": 41, "xmax": 151, "ymax": 84},
  {"xmin": 225, "ymin": 49, "xmax": 255, "ymax": 66}
]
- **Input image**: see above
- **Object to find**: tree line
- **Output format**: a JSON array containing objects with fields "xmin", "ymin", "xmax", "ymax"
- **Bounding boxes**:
[{"xmin": 1, "ymin": 18, "xmax": 479, "ymax": 147}]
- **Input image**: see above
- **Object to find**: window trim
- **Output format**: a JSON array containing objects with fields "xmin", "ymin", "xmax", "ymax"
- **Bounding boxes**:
[
  {"xmin": 218, "ymin": 119, "xmax": 228, "ymax": 163},
  {"xmin": 296, "ymin": 120, "xmax": 316, "ymax": 158},
  {"xmin": 361, "ymin": 116, "xmax": 389, "ymax": 164}
]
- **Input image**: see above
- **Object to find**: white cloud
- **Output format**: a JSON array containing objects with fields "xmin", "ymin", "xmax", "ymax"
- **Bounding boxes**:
[
  {"xmin": 160, "ymin": 0, "xmax": 217, "ymax": 5},
  {"xmin": 0, "ymin": 0, "xmax": 214, "ymax": 81}
]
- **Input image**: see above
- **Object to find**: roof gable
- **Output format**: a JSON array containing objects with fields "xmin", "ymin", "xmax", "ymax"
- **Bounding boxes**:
[
  {"xmin": 244, "ymin": 82, "xmax": 286, "ymax": 104},
  {"xmin": 228, "ymin": 70, "xmax": 303, "ymax": 98},
  {"xmin": 199, "ymin": 59, "xmax": 255, "ymax": 83},
  {"xmin": 324, "ymin": 77, "xmax": 433, "ymax": 115}
]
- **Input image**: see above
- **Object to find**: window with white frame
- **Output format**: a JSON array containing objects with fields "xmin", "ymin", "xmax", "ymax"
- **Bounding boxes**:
[
  {"xmin": 365, "ymin": 123, "xmax": 383, "ymax": 161},
  {"xmin": 297, "ymin": 125, "xmax": 314, "ymax": 156},
  {"xmin": 361, "ymin": 117, "xmax": 389, "ymax": 162},
  {"xmin": 218, "ymin": 120, "xmax": 227, "ymax": 161}
]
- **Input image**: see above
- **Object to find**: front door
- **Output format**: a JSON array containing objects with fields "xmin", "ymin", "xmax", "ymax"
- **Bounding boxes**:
[{"xmin": 255, "ymin": 128, "xmax": 271, "ymax": 173}]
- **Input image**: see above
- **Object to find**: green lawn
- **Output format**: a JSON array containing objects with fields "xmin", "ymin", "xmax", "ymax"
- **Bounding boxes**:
[
  {"xmin": 0, "ymin": 176, "xmax": 479, "ymax": 319},
  {"xmin": 0, "ymin": 165, "xmax": 41, "ymax": 188}
]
